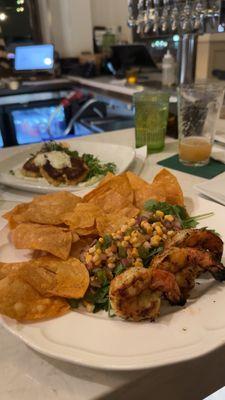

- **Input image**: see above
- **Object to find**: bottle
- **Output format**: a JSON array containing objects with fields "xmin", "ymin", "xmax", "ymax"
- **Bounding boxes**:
[
  {"xmin": 102, "ymin": 29, "xmax": 116, "ymax": 56},
  {"xmin": 162, "ymin": 50, "xmax": 176, "ymax": 87}
]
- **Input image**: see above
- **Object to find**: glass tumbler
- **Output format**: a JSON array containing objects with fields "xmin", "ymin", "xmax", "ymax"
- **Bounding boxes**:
[
  {"xmin": 178, "ymin": 84, "xmax": 224, "ymax": 166},
  {"xmin": 134, "ymin": 90, "xmax": 169, "ymax": 153}
]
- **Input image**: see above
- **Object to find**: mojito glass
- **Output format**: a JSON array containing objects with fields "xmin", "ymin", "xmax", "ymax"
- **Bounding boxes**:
[{"xmin": 134, "ymin": 91, "xmax": 169, "ymax": 153}]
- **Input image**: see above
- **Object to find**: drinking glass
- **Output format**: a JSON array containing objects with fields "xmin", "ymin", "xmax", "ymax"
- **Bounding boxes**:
[
  {"xmin": 134, "ymin": 90, "xmax": 169, "ymax": 153},
  {"xmin": 178, "ymin": 84, "xmax": 224, "ymax": 166}
]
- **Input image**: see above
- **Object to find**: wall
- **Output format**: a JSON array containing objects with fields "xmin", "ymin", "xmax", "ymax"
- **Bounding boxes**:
[
  {"xmin": 196, "ymin": 33, "xmax": 225, "ymax": 81},
  {"xmin": 38, "ymin": 0, "xmax": 93, "ymax": 57},
  {"xmin": 90, "ymin": 0, "xmax": 132, "ymax": 43}
]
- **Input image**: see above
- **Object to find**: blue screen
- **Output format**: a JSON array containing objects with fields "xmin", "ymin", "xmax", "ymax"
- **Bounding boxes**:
[
  {"xmin": 0, "ymin": 130, "xmax": 3, "ymax": 147},
  {"xmin": 12, "ymin": 106, "xmax": 67, "ymax": 145},
  {"xmin": 15, "ymin": 44, "xmax": 54, "ymax": 71}
]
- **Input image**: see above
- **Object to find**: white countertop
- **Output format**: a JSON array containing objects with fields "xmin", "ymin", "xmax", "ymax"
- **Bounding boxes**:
[
  {"xmin": 68, "ymin": 75, "xmax": 144, "ymax": 97},
  {"xmin": 0, "ymin": 129, "xmax": 225, "ymax": 400}
]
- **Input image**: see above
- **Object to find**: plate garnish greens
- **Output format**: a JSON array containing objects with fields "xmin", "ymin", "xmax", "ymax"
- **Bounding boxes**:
[
  {"xmin": 14, "ymin": 141, "xmax": 116, "ymax": 187},
  {"xmin": 1, "ymin": 168, "xmax": 224, "ymax": 322}
]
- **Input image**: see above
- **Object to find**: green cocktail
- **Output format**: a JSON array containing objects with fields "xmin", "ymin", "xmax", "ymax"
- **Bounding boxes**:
[{"xmin": 134, "ymin": 91, "xmax": 169, "ymax": 153}]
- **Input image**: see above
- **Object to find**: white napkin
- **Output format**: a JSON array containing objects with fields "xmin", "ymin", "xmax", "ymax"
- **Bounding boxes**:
[
  {"xmin": 211, "ymin": 144, "xmax": 225, "ymax": 164},
  {"xmin": 195, "ymin": 172, "xmax": 225, "ymax": 206},
  {"xmin": 129, "ymin": 145, "xmax": 147, "ymax": 175}
]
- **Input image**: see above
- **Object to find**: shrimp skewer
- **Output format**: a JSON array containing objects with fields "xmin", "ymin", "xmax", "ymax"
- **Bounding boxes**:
[
  {"xmin": 151, "ymin": 247, "xmax": 225, "ymax": 301},
  {"xmin": 165, "ymin": 229, "xmax": 223, "ymax": 261},
  {"xmin": 109, "ymin": 267, "xmax": 182, "ymax": 321}
]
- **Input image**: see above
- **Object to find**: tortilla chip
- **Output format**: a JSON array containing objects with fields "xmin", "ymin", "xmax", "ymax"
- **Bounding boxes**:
[
  {"xmin": 74, "ymin": 227, "xmax": 98, "ymax": 237},
  {"xmin": 63, "ymin": 203, "xmax": 101, "ymax": 230},
  {"xmin": 97, "ymin": 172, "xmax": 115, "ymax": 187},
  {"xmin": 0, "ymin": 261, "xmax": 30, "ymax": 280},
  {"xmin": 83, "ymin": 174, "xmax": 134, "ymax": 213},
  {"xmin": 3, "ymin": 203, "xmax": 29, "ymax": 229},
  {"xmin": 20, "ymin": 256, "xmax": 89, "ymax": 299},
  {"xmin": 153, "ymin": 169, "xmax": 184, "ymax": 206},
  {"xmin": 0, "ymin": 273, "xmax": 69, "ymax": 322},
  {"xmin": 96, "ymin": 214, "xmax": 127, "ymax": 236},
  {"xmin": 5, "ymin": 192, "xmax": 81, "ymax": 227},
  {"xmin": 11, "ymin": 223, "xmax": 72, "ymax": 260},
  {"xmin": 70, "ymin": 237, "xmax": 94, "ymax": 259},
  {"xmin": 126, "ymin": 171, "xmax": 166, "ymax": 209},
  {"xmin": 96, "ymin": 204, "xmax": 139, "ymax": 236}
]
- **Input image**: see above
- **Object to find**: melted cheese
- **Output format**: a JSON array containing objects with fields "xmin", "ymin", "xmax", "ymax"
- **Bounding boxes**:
[{"xmin": 34, "ymin": 151, "xmax": 72, "ymax": 169}]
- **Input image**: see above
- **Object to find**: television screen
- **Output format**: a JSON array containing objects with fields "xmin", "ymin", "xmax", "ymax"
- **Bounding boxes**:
[
  {"xmin": 11, "ymin": 105, "xmax": 66, "ymax": 145},
  {"xmin": 0, "ymin": 131, "xmax": 3, "ymax": 147},
  {"xmin": 15, "ymin": 44, "xmax": 54, "ymax": 71}
]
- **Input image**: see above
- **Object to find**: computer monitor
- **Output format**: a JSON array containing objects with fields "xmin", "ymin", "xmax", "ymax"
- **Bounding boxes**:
[
  {"xmin": 6, "ymin": 100, "xmax": 67, "ymax": 145},
  {"xmin": 14, "ymin": 44, "xmax": 54, "ymax": 72},
  {"xmin": 111, "ymin": 44, "xmax": 157, "ymax": 71}
]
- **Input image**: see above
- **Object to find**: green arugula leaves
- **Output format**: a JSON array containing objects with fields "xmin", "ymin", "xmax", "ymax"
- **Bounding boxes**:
[
  {"xmin": 82, "ymin": 153, "xmax": 116, "ymax": 180},
  {"xmin": 144, "ymin": 199, "xmax": 214, "ymax": 230}
]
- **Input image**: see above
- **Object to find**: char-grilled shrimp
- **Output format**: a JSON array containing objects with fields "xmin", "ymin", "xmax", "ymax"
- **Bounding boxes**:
[
  {"xmin": 151, "ymin": 247, "xmax": 225, "ymax": 300},
  {"xmin": 165, "ymin": 229, "xmax": 223, "ymax": 261},
  {"xmin": 109, "ymin": 267, "xmax": 181, "ymax": 321}
]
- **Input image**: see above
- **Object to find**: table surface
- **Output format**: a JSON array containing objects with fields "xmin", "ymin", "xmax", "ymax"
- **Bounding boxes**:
[{"xmin": 0, "ymin": 128, "xmax": 225, "ymax": 400}]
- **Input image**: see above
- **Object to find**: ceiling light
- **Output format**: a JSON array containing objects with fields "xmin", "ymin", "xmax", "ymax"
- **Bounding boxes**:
[{"xmin": 0, "ymin": 13, "xmax": 7, "ymax": 21}]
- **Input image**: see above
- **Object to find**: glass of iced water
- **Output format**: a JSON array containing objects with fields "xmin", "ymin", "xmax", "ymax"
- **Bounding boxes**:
[
  {"xmin": 178, "ymin": 84, "xmax": 224, "ymax": 166},
  {"xmin": 134, "ymin": 90, "xmax": 170, "ymax": 153}
]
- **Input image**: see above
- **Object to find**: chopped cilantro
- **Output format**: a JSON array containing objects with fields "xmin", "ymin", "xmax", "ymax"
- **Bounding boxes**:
[
  {"xmin": 85, "ymin": 285, "xmax": 109, "ymax": 313},
  {"xmin": 118, "ymin": 246, "xmax": 127, "ymax": 258},
  {"xmin": 101, "ymin": 234, "xmax": 113, "ymax": 250},
  {"xmin": 9, "ymin": 169, "xmax": 15, "ymax": 176},
  {"xmin": 143, "ymin": 246, "xmax": 164, "ymax": 267},
  {"xmin": 114, "ymin": 263, "xmax": 126, "ymax": 276},
  {"xmin": 96, "ymin": 269, "xmax": 108, "ymax": 286}
]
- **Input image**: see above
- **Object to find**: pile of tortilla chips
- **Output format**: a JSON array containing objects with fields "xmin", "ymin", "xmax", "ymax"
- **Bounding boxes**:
[{"xmin": 0, "ymin": 169, "xmax": 184, "ymax": 322}]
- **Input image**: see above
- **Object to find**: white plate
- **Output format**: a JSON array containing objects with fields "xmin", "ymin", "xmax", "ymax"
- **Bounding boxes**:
[
  {"xmin": 0, "ymin": 140, "xmax": 135, "ymax": 194},
  {"xmin": 1, "ymin": 196, "xmax": 225, "ymax": 370}
]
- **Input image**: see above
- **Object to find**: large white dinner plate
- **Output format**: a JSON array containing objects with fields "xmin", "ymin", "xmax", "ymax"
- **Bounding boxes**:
[
  {"xmin": 0, "ymin": 196, "xmax": 225, "ymax": 371},
  {"xmin": 0, "ymin": 140, "xmax": 135, "ymax": 194}
]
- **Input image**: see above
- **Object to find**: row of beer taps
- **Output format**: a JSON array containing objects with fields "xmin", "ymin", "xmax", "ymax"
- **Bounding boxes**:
[{"xmin": 128, "ymin": 0, "xmax": 221, "ymax": 35}]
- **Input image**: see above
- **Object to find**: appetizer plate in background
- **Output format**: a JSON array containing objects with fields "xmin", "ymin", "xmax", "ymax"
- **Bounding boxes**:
[
  {"xmin": 0, "ymin": 141, "xmax": 135, "ymax": 194},
  {"xmin": 1, "ymin": 196, "xmax": 225, "ymax": 371}
]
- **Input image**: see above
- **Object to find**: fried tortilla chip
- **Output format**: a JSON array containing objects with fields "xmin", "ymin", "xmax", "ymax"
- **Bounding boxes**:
[
  {"xmin": 83, "ymin": 174, "xmax": 134, "ymax": 213},
  {"xmin": 97, "ymin": 172, "xmax": 115, "ymax": 187},
  {"xmin": 4, "ymin": 192, "xmax": 81, "ymax": 227},
  {"xmin": 70, "ymin": 237, "xmax": 94, "ymax": 259},
  {"xmin": 20, "ymin": 256, "xmax": 90, "ymax": 299},
  {"xmin": 0, "ymin": 273, "xmax": 69, "ymax": 322},
  {"xmin": 153, "ymin": 169, "xmax": 184, "ymax": 206},
  {"xmin": 0, "ymin": 261, "xmax": 30, "ymax": 280},
  {"xmin": 3, "ymin": 203, "xmax": 29, "ymax": 230},
  {"xmin": 74, "ymin": 227, "xmax": 98, "ymax": 237},
  {"xmin": 11, "ymin": 223, "xmax": 72, "ymax": 260},
  {"xmin": 96, "ymin": 214, "xmax": 128, "ymax": 236},
  {"xmin": 126, "ymin": 171, "xmax": 166, "ymax": 209},
  {"xmin": 63, "ymin": 203, "xmax": 101, "ymax": 230},
  {"xmin": 96, "ymin": 205, "xmax": 139, "ymax": 236}
]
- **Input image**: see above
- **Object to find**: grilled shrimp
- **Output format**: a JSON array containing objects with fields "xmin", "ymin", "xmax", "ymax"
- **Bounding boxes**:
[
  {"xmin": 109, "ymin": 267, "xmax": 181, "ymax": 321},
  {"xmin": 165, "ymin": 229, "xmax": 223, "ymax": 261},
  {"xmin": 151, "ymin": 247, "xmax": 225, "ymax": 300}
]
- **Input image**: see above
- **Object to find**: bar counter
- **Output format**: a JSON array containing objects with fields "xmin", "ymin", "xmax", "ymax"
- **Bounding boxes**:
[{"xmin": 0, "ymin": 129, "xmax": 225, "ymax": 400}]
